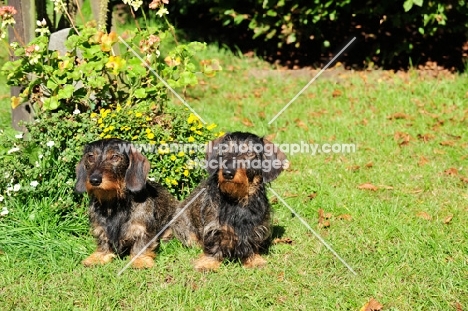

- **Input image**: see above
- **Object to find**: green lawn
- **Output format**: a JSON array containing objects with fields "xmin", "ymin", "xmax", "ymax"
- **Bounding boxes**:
[{"xmin": 0, "ymin": 43, "xmax": 467, "ymax": 310}]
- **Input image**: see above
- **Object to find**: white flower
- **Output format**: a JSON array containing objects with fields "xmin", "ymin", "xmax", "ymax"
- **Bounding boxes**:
[
  {"xmin": 15, "ymin": 133, "xmax": 23, "ymax": 139},
  {"xmin": 7, "ymin": 147, "xmax": 20, "ymax": 154},
  {"xmin": 73, "ymin": 108, "xmax": 81, "ymax": 115},
  {"xmin": 1, "ymin": 207, "xmax": 8, "ymax": 216},
  {"xmin": 35, "ymin": 161, "xmax": 40, "ymax": 167},
  {"xmin": 148, "ymin": 177, "xmax": 155, "ymax": 181},
  {"xmin": 13, "ymin": 184, "xmax": 21, "ymax": 192},
  {"xmin": 30, "ymin": 181, "xmax": 39, "ymax": 188},
  {"xmin": 36, "ymin": 18, "xmax": 47, "ymax": 27},
  {"xmin": 156, "ymin": 7, "xmax": 169, "ymax": 17},
  {"xmin": 0, "ymin": 195, "xmax": 3, "ymax": 202},
  {"xmin": 39, "ymin": 154, "xmax": 43, "ymax": 159},
  {"xmin": 46, "ymin": 141, "xmax": 55, "ymax": 147}
]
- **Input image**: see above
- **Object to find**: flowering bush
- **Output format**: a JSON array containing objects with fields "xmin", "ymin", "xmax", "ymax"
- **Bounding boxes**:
[{"xmin": 0, "ymin": 0, "xmax": 222, "ymax": 215}]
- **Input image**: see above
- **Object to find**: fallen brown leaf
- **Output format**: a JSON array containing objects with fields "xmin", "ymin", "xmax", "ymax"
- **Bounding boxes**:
[
  {"xmin": 347, "ymin": 165, "xmax": 360, "ymax": 171},
  {"xmin": 241, "ymin": 118, "xmax": 254, "ymax": 127},
  {"xmin": 332, "ymin": 89, "xmax": 342, "ymax": 97},
  {"xmin": 440, "ymin": 140, "xmax": 456, "ymax": 147},
  {"xmin": 338, "ymin": 214, "xmax": 352, "ymax": 221},
  {"xmin": 257, "ymin": 111, "xmax": 266, "ymax": 119},
  {"xmin": 418, "ymin": 156, "xmax": 430, "ymax": 166},
  {"xmin": 444, "ymin": 168, "xmax": 458, "ymax": 176},
  {"xmin": 443, "ymin": 215, "xmax": 453, "ymax": 224},
  {"xmin": 324, "ymin": 212, "xmax": 333, "ymax": 219},
  {"xmin": 264, "ymin": 133, "xmax": 277, "ymax": 142},
  {"xmin": 394, "ymin": 131, "xmax": 411, "ymax": 146},
  {"xmin": 318, "ymin": 208, "xmax": 324, "ymax": 224},
  {"xmin": 417, "ymin": 133, "xmax": 435, "ymax": 142},
  {"xmin": 387, "ymin": 112, "xmax": 411, "ymax": 120},
  {"xmin": 295, "ymin": 119, "xmax": 309, "ymax": 130},
  {"xmin": 460, "ymin": 177, "xmax": 468, "ymax": 184},
  {"xmin": 358, "ymin": 183, "xmax": 378, "ymax": 191},
  {"xmin": 360, "ymin": 298, "xmax": 383, "ymax": 311},
  {"xmin": 272, "ymin": 237, "xmax": 294, "ymax": 245},
  {"xmin": 365, "ymin": 162, "xmax": 374, "ymax": 168},
  {"xmin": 307, "ymin": 192, "xmax": 317, "ymax": 200},
  {"xmin": 454, "ymin": 301, "xmax": 463, "ymax": 311},
  {"xmin": 417, "ymin": 211, "xmax": 432, "ymax": 220}
]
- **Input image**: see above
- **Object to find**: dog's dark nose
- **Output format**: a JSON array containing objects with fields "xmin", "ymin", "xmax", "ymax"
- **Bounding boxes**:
[
  {"xmin": 222, "ymin": 169, "xmax": 235, "ymax": 180},
  {"xmin": 89, "ymin": 174, "xmax": 102, "ymax": 186}
]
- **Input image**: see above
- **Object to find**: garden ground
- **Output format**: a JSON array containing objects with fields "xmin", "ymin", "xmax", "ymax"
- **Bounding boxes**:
[{"xmin": 0, "ymin": 43, "xmax": 467, "ymax": 310}]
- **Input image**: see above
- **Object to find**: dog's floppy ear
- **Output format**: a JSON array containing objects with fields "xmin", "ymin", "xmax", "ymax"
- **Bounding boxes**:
[
  {"xmin": 205, "ymin": 135, "xmax": 225, "ymax": 176},
  {"xmin": 125, "ymin": 146, "xmax": 150, "ymax": 192},
  {"xmin": 74, "ymin": 158, "xmax": 88, "ymax": 193},
  {"xmin": 262, "ymin": 138, "xmax": 288, "ymax": 183}
]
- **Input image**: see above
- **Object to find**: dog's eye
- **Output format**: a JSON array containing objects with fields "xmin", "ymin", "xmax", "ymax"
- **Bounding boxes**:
[
  {"xmin": 87, "ymin": 153, "xmax": 95, "ymax": 163},
  {"xmin": 245, "ymin": 151, "xmax": 256, "ymax": 158},
  {"xmin": 110, "ymin": 154, "xmax": 121, "ymax": 162}
]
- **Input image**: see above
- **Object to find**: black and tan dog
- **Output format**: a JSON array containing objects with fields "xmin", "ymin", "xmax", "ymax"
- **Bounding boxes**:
[
  {"xmin": 172, "ymin": 132, "xmax": 288, "ymax": 271},
  {"xmin": 75, "ymin": 138, "xmax": 178, "ymax": 268}
]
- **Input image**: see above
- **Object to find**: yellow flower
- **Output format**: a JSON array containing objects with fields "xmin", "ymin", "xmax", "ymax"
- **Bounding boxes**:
[
  {"xmin": 165, "ymin": 177, "xmax": 171, "ymax": 184},
  {"xmin": 116, "ymin": 104, "xmax": 122, "ymax": 112},
  {"xmin": 170, "ymin": 155, "xmax": 177, "ymax": 161},
  {"xmin": 145, "ymin": 129, "xmax": 151, "ymax": 134},
  {"xmin": 103, "ymin": 127, "xmax": 110, "ymax": 133},
  {"xmin": 160, "ymin": 140, "xmax": 166, "ymax": 145},
  {"xmin": 187, "ymin": 136, "xmax": 195, "ymax": 143},
  {"xmin": 207, "ymin": 123, "xmax": 217, "ymax": 130},
  {"xmin": 195, "ymin": 130, "xmax": 202, "ymax": 135},
  {"xmin": 132, "ymin": 135, "xmax": 138, "ymax": 140},
  {"xmin": 171, "ymin": 179, "xmax": 178, "ymax": 186},
  {"xmin": 135, "ymin": 112, "xmax": 143, "ymax": 117},
  {"xmin": 149, "ymin": 140, "xmax": 156, "ymax": 145},
  {"xmin": 183, "ymin": 170, "xmax": 189, "ymax": 177},
  {"xmin": 178, "ymin": 151, "xmax": 185, "ymax": 157},
  {"xmin": 147, "ymin": 132, "xmax": 155, "ymax": 139},
  {"xmin": 105, "ymin": 55, "xmax": 126, "ymax": 75},
  {"xmin": 104, "ymin": 134, "xmax": 111, "ymax": 139},
  {"xmin": 90, "ymin": 112, "xmax": 97, "ymax": 119},
  {"xmin": 99, "ymin": 132, "xmax": 105, "ymax": 138},
  {"xmin": 158, "ymin": 148, "xmax": 165, "ymax": 155},
  {"xmin": 146, "ymin": 117, "xmax": 152, "ymax": 121},
  {"xmin": 190, "ymin": 126, "xmax": 196, "ymax": 131},
  {"xmin": 197, "ymin": 124, "xmax": 203, "ymax": 129},
  {"xmin": 98, "ymin": 118, "xmax": 103, "ymax": 124},
  {"xmin": 187, "ymin": 113, "xmax": 199, "ymax": 124},
  {"xmin": 217, "ymin": 131, "xmax": 225, "ymax": 137}
]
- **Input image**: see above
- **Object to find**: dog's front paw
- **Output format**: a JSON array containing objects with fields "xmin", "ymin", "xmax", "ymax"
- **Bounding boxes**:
[
  {"xmin": 82, "ymin": 251, "xmax": 116, "ymax": 266},
  {"xmin": 242, "ymin": 254, "xmax": 267, "ymax": 269},
  {"xmin": 194, "ymin": 254, "xmax": 222, "ymax": 272},
  {"xmin": 131, "ymin": 252, "xmax": 156, "ymax": 269}
]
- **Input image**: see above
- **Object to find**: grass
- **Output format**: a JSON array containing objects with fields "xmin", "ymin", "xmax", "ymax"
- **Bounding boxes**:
[{"xmin": 1, "ymin": 40, "xmax": 467, "ymax": 309}]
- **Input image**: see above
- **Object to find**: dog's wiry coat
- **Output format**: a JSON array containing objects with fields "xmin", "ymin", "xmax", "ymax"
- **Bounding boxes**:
[
  {"xmin": 172, "ymin": 132, "xmax": 287, "ymax": 271},
  {"xmin": 75, "ymin": 138, "xmax": 178, "ymax": 268}
]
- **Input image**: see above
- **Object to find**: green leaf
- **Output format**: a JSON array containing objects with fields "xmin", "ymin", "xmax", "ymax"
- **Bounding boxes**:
[
  {"xmin": 43, "ymin": 96, "xmax": 60, "ymax": 110},
  {"xmin": 403, "ymin": 0, "xmax": 413, "ymax": 12},
  {"xmin": 134, "ymin": 88, "xmax": 147, "ymax": 99},
  {"xmin": 46, "ymin": 79, "xmax": 58, "ymax": 91},
  {"xmin": 413, "ymin": 0, "xmax": 423, "ymax": 6},
  {"xmin": 57, "ymin": 85, "xmax": 75, "ymax": 100}
]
